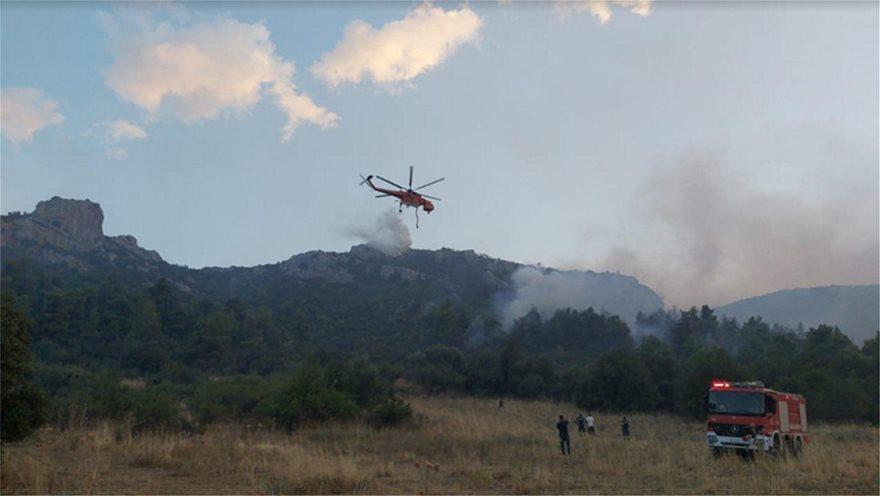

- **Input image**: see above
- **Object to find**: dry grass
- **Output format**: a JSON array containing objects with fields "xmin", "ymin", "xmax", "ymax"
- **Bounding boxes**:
[{"xmin": 2, "ymin": 397, "xmax": 877, "ymax": 494}]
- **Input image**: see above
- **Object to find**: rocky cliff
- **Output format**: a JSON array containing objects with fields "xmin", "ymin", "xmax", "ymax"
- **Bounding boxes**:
[{"xmin": 1, "ymin": 197, "xmax": 164, "ymax": 272}]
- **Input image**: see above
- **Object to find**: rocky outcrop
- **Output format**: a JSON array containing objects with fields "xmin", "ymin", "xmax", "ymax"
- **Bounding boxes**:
[
  {"xmin": 108, "ymin": 235, "xmax": 163, "ymax": 263},
  {"xmin": 1, "ymin": 197, "xmax": 165, "ymax": 272},
  {"xmin": 279, "ymin": 251, "xmax": 354, "ymax": 284},
  {"xmin": 2, "ymin": 197, "xmax": 104, "ymax": 251}
]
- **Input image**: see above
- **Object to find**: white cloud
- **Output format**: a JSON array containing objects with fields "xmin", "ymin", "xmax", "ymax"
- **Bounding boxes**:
[
  {"xmin": 104, "ymin": 16, "xmax": 338, "ymax": 141},
  {"xmin": 0, "ymin": 87, "xmax": 64, "ymax": 144},
  {"xmin": 556, "ymin": 0, "xmax": 652, "ymax": 24},
  {"xmin": 106, "ymin": 147, "xmax": 128, "ymax": 159},
  {"xmin": 310, "ymin": 3, "xmax": 483, "ymax": 88},
  {"xmin": 98, "ymin": 120, "xmax": 146, "ymax": 160},
  {"xmin": 107, "ymin": 119, "xmax": 147, "ymax": 141},
  {"xmin": 616, "ymin": 0, "xmax": 652, "ymax": 17}
]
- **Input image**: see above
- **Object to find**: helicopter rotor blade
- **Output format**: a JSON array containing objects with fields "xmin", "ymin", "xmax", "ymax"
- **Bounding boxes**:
[
  {"xmin": 409, "ymin": 166, "xmax": 414, "ymax": 189},
  {"xmin": 421, "ymin": 194, "xmax": 442, "ymax": 201},
  {"xmin": 415, "ymin": 177, "xmax": 445, "ymax": 190},
  {"xmin": 375, "ymin": 175, "xmax": 406, "ymax": 190},
  {"xmin": 359, "ymin": 174, "xmax": 369, "ymax": 186}
]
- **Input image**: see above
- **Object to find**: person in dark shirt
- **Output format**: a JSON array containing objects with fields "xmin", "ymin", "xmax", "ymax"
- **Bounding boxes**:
[
  {"xmin": 575, "ymin": 413, "xmax": 587, "ymax": 436},
  {"xmin": 621, "ymin": 416, "xmax": 630, "ymax": 440},
  {"xmin": 556, "ymin": 415, "xmax": 571, "ymax": 455}
]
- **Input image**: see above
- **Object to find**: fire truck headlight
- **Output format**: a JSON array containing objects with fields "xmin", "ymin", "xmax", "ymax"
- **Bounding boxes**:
[{"xmin": 708, "ymin": 434, "xmax": 718, "ymax": 445}]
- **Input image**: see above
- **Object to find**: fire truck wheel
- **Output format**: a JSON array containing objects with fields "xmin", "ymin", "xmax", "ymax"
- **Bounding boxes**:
[
  {"xmin": 770, "ymin": 434, "xmax": 783, "ymax": 457},
  {"xmin": 785, "ymin": 437, "xmax": 799, "ymax": 458},
  {"xmin": 793, "ymin": 437, "xmax": 803, "ymax": 457}
]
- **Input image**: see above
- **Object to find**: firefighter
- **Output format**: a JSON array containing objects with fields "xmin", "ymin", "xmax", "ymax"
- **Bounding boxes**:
[
  {"xmin": 621, "ymin": 416, "xmax": 630, "ymax": 440},
  {"xmin": 556, "ymin": 415, "xmax": 572, "ymax": 455},
  {"xmin": 575, "ymin": 413, "xmax": 587, "ymax": 436}
]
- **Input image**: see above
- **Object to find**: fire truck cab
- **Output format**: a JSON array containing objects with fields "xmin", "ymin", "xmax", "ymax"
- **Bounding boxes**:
[{"xmin": 706, "ymin": 380, "xmax": 808, "ymax": 456}]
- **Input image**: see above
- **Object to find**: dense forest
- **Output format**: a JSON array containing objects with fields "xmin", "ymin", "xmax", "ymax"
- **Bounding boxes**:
[{"xmin": 1, "ymin": 255, "xmax": 876, "ymax": 440}]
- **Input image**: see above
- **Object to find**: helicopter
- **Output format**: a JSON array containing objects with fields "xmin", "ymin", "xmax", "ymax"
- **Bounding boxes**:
[{"xmin": 360, "ymin": 166, "xmax": 444, "ymax": 228}]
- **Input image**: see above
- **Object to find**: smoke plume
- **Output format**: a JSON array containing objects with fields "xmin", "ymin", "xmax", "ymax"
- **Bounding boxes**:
[
  {"xmin": 495, "ymin": 266, "xmax": 664, "ymax": 329},
  {"xmin": 587, "ymin": 149, "xmax": 879, "ymax": 307},
  {"xmin": 349, "ymin": 209, "xmax": 412, "ymax": 256}
]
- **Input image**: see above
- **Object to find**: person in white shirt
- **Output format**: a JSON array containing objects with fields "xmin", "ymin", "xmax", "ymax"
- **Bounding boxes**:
[{"xmin": 586, "ymin": 414, "xmax": 596, "ymax": 435}]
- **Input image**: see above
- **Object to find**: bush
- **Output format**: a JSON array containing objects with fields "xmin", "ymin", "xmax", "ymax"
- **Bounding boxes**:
[
  {"xmin": 1, "ymin": 383, "xmax": 45, "ymax": 442},
  {"xmin": 287, "ymin": 387, "xmax": 360, "ymax": 426},
  {"xmin": 257, "ymin": 357, "xmax": 406, "ymax": 430},
  {"xmin": 190, "ymin": 376, "xmax": 266, "ymax": 424},
  {"xmin": 130, "ymin": 389, "xmax": 182, "ymax": 433},
  {"xmin": 368, "ymin": 397, "xmax": 413, "ymax": 428}
]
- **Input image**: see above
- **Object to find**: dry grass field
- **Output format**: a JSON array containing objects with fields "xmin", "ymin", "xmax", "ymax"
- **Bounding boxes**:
[{"xmin": 2, "ymin": 397, "xmax": 877, "ymax": 494}]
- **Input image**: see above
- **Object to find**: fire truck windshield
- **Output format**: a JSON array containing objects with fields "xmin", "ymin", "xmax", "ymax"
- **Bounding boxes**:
[{"xmin": 708, "ymin": 391, "xmax": 764, "ymax": 415}]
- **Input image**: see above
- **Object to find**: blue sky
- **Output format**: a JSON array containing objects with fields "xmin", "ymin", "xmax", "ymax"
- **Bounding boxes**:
[{"xmin": 2, "ymin": 1, "xmax": 877, "ymax": 306}]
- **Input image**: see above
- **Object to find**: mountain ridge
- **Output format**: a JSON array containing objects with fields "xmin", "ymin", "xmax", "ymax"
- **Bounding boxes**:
[
  {"xmin": 717, "ymin": 284, "xmax": 879, "ymax": 343},
  {"xmin": 1, "ymin": 197, "xmax": 664, "ymax": 324},
  {"xmin": 5, "ymin": 197, "xmax": 876, "ymax": 343}
]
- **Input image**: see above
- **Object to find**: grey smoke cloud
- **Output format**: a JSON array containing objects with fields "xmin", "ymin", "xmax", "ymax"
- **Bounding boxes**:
[
  {"xmin": 496, "ymin": 266, "xmax": 664, "ymax": 329},
  {"xmin": 348, "ymin": 209, "xmax": 412, "ymax": 256},
  {"xmin": 587, "ymin": 148, "xmax": 879, "ymax": 307}
]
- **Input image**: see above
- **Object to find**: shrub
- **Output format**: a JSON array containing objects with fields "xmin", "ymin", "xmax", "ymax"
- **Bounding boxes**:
[
  {"xmin": 258, "ymin": 357, "xmax": 409, "ymax": 430},
  {"xmin": 190, "ymin": 376, "xmax": 266, "ymax": 424},
  {"xmin": 129, "ymin": 389, "xmax": 182, "ymax": 433},
  {"xmin": 368, "ymin": 397, "xmax": 413, "ymax": 428}
]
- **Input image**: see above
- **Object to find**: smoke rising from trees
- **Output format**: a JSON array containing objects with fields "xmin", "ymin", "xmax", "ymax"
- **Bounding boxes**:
[
  {"xmin": 348, "ymin": 209, "xmax": 412, "ymax": 256},
  {"xmin": 585, "ymin": 147, "xmax": 879, "ymax": 307},
  {"xmin": 495, "ymin": 266, "xmax": 664, "ymax": 329}
]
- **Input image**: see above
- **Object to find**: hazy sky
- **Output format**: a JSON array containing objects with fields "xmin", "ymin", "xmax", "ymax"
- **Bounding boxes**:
[{"xmin": 2, "ymin": 1, "xmax": 877, "ymax": 307}]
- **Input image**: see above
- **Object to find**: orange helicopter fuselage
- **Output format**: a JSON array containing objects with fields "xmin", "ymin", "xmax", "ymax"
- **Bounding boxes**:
[{"xmin": 369, "ymin": 184, "xmax": 435, "ymax": 212}]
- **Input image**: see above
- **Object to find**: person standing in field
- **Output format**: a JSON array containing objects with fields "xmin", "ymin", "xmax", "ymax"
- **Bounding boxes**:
[
  {"xmin": 556, "ymin": 415, "xmax": 571, "ymax": 455},
  {"xmin": 621, "ymin": 416, "xmax": 630, "ymax": 440},
  {"xmin": 587, "ymin": 413, "xmax": 596, "ymax": 436},
  {"xmin": 575, "ymin": 413, "xmax": 587, "ymax": 436}
]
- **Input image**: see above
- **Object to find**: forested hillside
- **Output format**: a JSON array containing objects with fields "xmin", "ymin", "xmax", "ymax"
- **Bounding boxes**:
[
  {"xmin": 1, "ymin": 197, "xmax": 877, "ymax": 430},
  {"xmin": 0, "ymin": 197, "xmax": 664, "ymax": 371}
]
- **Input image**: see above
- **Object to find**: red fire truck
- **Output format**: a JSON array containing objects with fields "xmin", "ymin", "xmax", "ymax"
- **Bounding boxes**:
[{"xmin": 706, "ymin": 380, "xmax": 808, "ymax": 456}]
